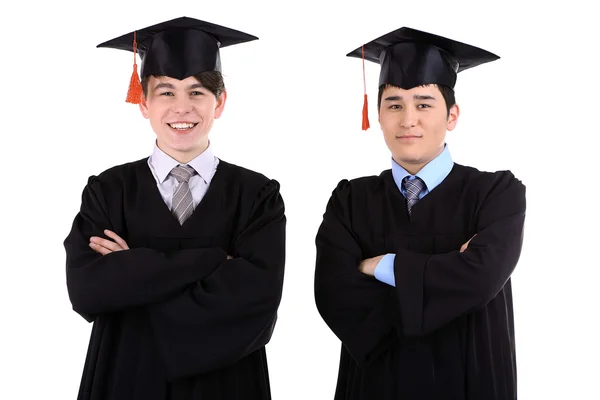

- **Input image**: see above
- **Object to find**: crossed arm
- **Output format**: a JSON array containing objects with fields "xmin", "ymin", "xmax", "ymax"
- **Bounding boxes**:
[
  {"xmin": 357, "ymin": 235, "xmax": 475, "ymax": 277},
  {"xmin": 89, "ymin": 229, "xmax": 233, "ymax": 260},
  {"xmin": 65, "ymin": 177, "xmax": 286, "ymax": 379},
  {"xmin": 315, "ymin": 173, "xmax": 525, "ymax": 363}
]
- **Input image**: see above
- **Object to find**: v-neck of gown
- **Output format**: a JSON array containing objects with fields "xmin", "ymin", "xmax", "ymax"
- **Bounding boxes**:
[{"xmin": 136, "ymin": 158, "xmax": 231, "ymax": 232}]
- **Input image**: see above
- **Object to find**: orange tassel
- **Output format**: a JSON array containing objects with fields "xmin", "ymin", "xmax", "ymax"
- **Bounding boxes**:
[
  {"xmin": 361, "ymin": 45, "xmax": 370, "ymax": 130},
  {"xmin": 126, "ymin": 65, "xmax": 143, "ymax": 104},
  {"xmin": 126, "ymin": 31, "xmax": 143, "ymax": 104},
  {"xmin": 362, "ymin": 94, "xmax": 370, "ymax": 130}
]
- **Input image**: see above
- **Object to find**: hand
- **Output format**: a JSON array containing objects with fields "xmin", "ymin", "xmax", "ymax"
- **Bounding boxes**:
[
  {"xmin": 358, "ymin": 255, "xmax": 385, "ymax": 277},
  {"xmin": 227, "ymin": 255, "xmax": 233, "ymax": 260},
  {"xmin": 89, "ymin": 230, "xmax": 130, "ymax": 255},
  {"xmin": 460, "ymin": 234, "xmax": 477, "ymax": 253}
]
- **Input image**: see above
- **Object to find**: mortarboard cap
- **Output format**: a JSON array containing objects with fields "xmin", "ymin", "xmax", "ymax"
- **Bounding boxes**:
[
  {"xmin": 96, "ymin": 16, "xmax": 258, "ymax": 104},
  {"xmin": 347, "ymin": 27, "xmax": 500, "ymax": 130}
]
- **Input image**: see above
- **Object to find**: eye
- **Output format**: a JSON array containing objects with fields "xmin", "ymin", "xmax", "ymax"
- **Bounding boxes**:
[
  {"xmin": 190, "ymin": 91, "xmax": 204, "ymax": 96},
  {"xmin": 389, "ymin": 104, "xmax": 402, "ymax": 110},
  {"xmin": 417, "ymin": 104, "xmax": 431, "ymax": 109},
  {"xmin": 159, "ymin": 91, "xmax": 174, "ymax": 96}
]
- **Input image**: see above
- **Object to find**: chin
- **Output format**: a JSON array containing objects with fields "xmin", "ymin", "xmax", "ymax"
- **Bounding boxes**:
[
  {"xmin": 170, "ymin": 144, "xmax": 198, "ymax": 153},
  {"xmin": 169, "ymin": 135, "xmax": 201, "ymax": 147}
]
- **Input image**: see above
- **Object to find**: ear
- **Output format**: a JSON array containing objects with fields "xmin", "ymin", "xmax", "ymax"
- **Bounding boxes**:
[
  {"xmin": 446, "ymin": 103, "xmax": 460, "ymax": 131},
  {"xmin": 214, "ymin": 90, "xmax": 227, "ymax": 119},
  {"xmin": 139, "ymin": 95, "xmax": 150, "ymax": 119}
]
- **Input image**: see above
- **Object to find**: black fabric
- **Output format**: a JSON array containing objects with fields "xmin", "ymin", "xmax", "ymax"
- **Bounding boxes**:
[
  {"xmin": 65, "ymin": 158, "xmax": 285, "ymax": 400},
  {"xmin": 97, "ymin": 16, "xmax": 258, "ymax": 79},
  {"xmin": 315, "ymin": 164, "xmax": 525, "ymax": 399},
  {"xmin": 347, "ymin": 27, "xmax": 499, "ymax": 89}
]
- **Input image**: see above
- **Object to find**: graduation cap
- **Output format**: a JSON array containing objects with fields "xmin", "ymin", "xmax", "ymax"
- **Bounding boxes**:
[
  {"xmin": 96, "ymin": 16, "xmax": 258, "ymax": 104},
  {"xmin": 347, "ymin": 27, "xmax": 500, "ymax": 130}
]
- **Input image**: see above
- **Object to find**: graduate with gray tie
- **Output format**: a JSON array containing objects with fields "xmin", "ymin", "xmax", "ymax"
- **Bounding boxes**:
[
  {"xmin": 314, "ymin": 26, "xmax": 526, "ymax": 400},
  {"xmin": 64, "ymin": 16, "xmax": 285, "ymax": 400}
]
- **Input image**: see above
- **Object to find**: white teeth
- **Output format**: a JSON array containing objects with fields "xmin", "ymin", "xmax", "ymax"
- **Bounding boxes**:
[{"xmin": 169, "ymin": 123, "xmax": 196, "ymax": 130}]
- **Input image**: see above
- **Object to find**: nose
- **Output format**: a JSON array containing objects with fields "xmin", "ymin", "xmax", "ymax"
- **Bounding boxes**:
[
  {"xmin": 171, "ymin": 96, "xmax": 193, "ymax": 114},
  {"xmin": 400, "ymin": 107, "xmax": 417, "ymax": 128}
]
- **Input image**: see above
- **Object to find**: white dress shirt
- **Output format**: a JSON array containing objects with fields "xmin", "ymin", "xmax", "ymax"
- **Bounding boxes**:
[{"xmin": 147, "ymin": 141, "xmax": 220, "ymax": 211}]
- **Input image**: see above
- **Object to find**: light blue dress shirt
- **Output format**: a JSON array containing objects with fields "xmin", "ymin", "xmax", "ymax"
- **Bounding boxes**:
[{"xmin": 373, "ymin": 144, "xmax": 454, "ymax": 286}]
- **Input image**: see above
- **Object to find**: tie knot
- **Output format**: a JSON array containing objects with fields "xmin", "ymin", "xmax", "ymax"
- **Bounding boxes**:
[
  {"xmin": 403, "ymin": 176, "xmax": 425, "ymax": 200},
  {"xmin": 171, "ymin": 165, "xmax": 196, "ymax": 183}
]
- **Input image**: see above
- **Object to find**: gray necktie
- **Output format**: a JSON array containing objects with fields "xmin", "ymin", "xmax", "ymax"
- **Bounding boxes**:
[
  {"xmin": 170, "ymin": 165, "xmax": 196, "ymax": 225},
  {"xmin": 403, "ymin": 177, "xmax": 425, "ymax": 215}
]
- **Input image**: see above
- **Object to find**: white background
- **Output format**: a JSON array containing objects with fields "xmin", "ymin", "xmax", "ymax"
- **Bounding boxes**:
[{"xmin": 1, "ymin": 0, "xmax": 598, "ymax": 399}]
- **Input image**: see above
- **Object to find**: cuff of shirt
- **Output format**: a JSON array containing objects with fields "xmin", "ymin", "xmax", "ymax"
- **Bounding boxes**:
[{"xmin": 374, "ymin": 253, "xmax": 396, "ymax": 287}]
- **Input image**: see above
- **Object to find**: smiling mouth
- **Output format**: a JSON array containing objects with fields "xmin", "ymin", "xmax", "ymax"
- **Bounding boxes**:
[{"xmin": 167, "ymin": 122, "xmax": 199, "ymax": 131}]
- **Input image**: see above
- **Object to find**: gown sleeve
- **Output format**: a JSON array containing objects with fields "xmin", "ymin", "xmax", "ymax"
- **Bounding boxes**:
[
  {"xmin": 393, "ymin": 171, "xmax": 526, "ymax": 336},
  {"xmin": 146, "ymin": 179, "xmax": 286, "ymax": 380},
  {"xmin": 314, "ymin": 180, "xmax": 400, "ymax": 365},
  {"xmin": 64, "ymin": 176, "xmax": 228, "ymax": 322}
]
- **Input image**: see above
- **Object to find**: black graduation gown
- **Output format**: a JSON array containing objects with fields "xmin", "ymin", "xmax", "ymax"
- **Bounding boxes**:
[
  {"xmin": 314, "ymin": 163, "xmax": 526, "ymax": 400},
  {"xmin": 64, "ymin": 158, "xmax": 286, "ymax": 400}
]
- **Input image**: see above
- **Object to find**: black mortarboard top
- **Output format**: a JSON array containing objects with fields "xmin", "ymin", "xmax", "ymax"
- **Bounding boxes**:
[
  {"xmin": 96, "ymin": 16, "xmax": 258, "ymax": 104},
  {"xmin": 346, "ymin": 27, "xmax": 500, "ymax": 130}
]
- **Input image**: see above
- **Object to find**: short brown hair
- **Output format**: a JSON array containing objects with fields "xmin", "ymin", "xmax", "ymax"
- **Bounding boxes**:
[{"xmin": 141, "ymin": 71, "xmax": 226, "ymax": 99}]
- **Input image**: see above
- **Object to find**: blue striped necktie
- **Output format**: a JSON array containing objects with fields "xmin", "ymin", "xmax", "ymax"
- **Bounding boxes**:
[{"xmin": 403, "ymin": 177, "xmax": 425, "ymax": 215}]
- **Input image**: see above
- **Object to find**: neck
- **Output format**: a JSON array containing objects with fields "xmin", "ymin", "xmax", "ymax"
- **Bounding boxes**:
[
  {"xmin": 396, "ymin": 162, "xmax": 424, "ymax": 176},
  {"xmin": 393, "ymin": 145, "xmax": 445, "ymax": 175}
]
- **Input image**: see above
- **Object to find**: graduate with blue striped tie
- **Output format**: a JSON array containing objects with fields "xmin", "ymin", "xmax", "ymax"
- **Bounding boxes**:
[{"xmin": 315, "ymin": 26, "xmax": 526, "ymax": 400}]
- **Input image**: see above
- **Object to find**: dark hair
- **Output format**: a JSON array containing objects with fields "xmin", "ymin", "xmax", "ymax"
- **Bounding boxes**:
[
  {"xmin": 141, "ymin": 71, "xmax": 225, "ymax": 99},
  {"xmin": 377, "ymin": 84, "xmax": 456, "ymax": 117}
]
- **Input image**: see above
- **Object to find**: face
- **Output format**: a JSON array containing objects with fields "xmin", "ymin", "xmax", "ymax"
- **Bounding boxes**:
[
  {"xmin": 139, "ymin": 75, "xmax": 226, "ymax": 163},
  {"xmin": 378, "ymin": 84, "xmax": 459, "ymax": 174}
]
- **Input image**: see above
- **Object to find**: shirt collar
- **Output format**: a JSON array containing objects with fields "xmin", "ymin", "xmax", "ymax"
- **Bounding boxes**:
[
  {"xmin": 391, "ymin": 144, "xmax": 454, "ymax": 192},
  {"xmin": 149, "ymin": 141, "xmax": 217, "ymax": 184}
]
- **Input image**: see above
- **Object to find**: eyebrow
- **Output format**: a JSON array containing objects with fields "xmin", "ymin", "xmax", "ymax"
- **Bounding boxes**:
[
  {"xmin": 153, "ymin": 82, "xmax": 206, "ymax": 91},
  {"xmin": 383, "ymin": 94, "xmax": 437, "ymax": 101}
]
